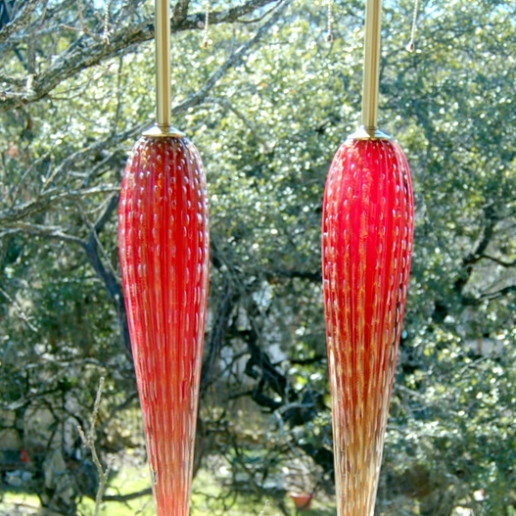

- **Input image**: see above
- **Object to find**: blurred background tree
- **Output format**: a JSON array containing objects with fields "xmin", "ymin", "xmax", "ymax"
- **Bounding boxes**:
[{"xmin": 0, "ymin": 0, "xmax": 514, "ymax": 515}]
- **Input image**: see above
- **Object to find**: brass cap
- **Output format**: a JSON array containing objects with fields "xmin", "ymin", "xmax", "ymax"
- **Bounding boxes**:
[
  {"xmin": 142, "ymin": 124, "xmax": 186, "ymax": 138},
  {"xmin": 348, "ymin": 126, "xmax": 391, "ymax": 141}
]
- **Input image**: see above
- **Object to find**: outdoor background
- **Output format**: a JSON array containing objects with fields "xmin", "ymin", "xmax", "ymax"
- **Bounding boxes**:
[{"xmin": 0, "ymin": 0, "xmax": 514, "ymax": 515}]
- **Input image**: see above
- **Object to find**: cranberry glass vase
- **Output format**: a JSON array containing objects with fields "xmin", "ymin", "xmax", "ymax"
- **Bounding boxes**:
[
  {"xmin": 119, "ymin": 135, "xmax": 209, "ymax": 516},
  {"xmin": 322, "ymin": 138, "xmax": 414, "ymax": 515}
]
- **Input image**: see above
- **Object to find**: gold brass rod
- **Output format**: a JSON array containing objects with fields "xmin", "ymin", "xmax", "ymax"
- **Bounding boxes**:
[
  {"xmin": 361, "ymin": 0, "xmax": 382, "ymax": 134},
  {"xmin": 155, "ymin": 0, "xmax": 171, "ymax": 129}
]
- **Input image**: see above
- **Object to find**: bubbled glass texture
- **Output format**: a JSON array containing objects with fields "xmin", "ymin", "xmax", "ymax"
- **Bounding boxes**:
[
  {"xmin": 118, "ymin": 136, "xmax": 209, "ymax": 516},
  {"xmin": 322, "ymin": 139, "xmax": 414, "ymax": 516}
]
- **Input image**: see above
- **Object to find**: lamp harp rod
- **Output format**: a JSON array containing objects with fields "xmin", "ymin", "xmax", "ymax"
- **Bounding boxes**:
[{"xmin": 361, "ymin": 0, "xmax": 383, "ymax": 135}]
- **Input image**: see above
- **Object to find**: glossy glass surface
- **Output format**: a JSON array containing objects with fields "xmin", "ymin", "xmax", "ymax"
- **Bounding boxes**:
[
  {"xmin": 118, "ymin": 136, "xmax": 209, "ymax": 516},
  {"xmin": 322, "ymin": 138, "xmax": 414, "ymax": 516}
]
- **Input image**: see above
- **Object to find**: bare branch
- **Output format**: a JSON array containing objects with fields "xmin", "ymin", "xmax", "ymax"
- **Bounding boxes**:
[
  {"xmin": 0, "ymin": 0, "xmax": 40, "ymax": 45},
  {"xmin": 172, "ymin": 0, "xmax": 290, "ymax": 114},
  {"xmin": 103, "ymin": 487, "xmax": 153, "ymax": 503},
  {"xmin": 477, "ymin": 254, "xmax": 515, "ymax": 268},
  {"xmin": 480, "ymin": 285, "xmax": 515, "ymax": 301},
  {"xmin": 2, "ymin": 221, "xmax": 85, "ymax": 245},
  {"xmin": 80, "ymin": 194, "xmax": 132, "ymax": 358},
  {"xmin": 201, "ymin": 277, "xmax": 238, "ymax": 393},
  {"xmin": 0, "ymin": 186, "xmax": 120, "ymax": 225},
  {"xmin": 454, "ymin": 205, "xmax": 499, "ymax": 295},
  {"xmin": 76, "ymin": 377, "xmax": 111, "ymax": 516},
  {"xmin": 0, "ymin": 0, "xmax": 285, "ymax": 112},
  {"xmin": 1, "ymin": 0, "xmax": 289, "ymax": 237}
]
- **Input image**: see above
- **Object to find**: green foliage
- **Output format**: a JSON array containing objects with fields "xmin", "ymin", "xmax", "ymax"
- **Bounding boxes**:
[{"xmin": 1, "ymin": 0, "xmax": 514, "ymax": 514}]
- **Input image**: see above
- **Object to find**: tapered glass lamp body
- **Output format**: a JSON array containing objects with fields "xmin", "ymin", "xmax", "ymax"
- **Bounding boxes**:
[
  {"xmin": 118, "ymin": 136, "xmax": 209, "ymax": 516},
  {"xmin": 322, "ymin": 138, "xmax": 414, "ymax": 516}
]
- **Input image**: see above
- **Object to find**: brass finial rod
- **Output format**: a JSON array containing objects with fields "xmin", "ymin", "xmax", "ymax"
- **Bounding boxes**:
[
  {"xmin": 155, "ymin": 0, "xmax": 171, "ymax": 129},
  {"xmin": 145, "ymin": 0, "xmax": 184, "ymax": 137},
  {"xmin": 361, "ymin": 0, "xmax": 382, "ymax": 135}
]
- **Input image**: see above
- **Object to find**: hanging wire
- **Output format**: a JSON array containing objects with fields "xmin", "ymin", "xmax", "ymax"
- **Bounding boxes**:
[
  {"xmin": 201, "ymin": 1, "xmax": 212, "ymax": 48},
  {"xmin": 406, "ymin": 0, "xmax": 420, "ymax": 52},
  {"xmin": 326, "ymin": 0, "xmax": 334, "ymax": 43}
]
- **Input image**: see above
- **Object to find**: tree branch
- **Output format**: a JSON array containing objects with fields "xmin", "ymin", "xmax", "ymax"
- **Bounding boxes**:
[
  {"xmin": 76, "ymin": 377, "xmax": 110, "ymax": 516},
  {"xmin": 103, "ymin": 487, "xmax": 152, "ymax": 502},
  {"xmin": 0, "ymin": 0, "xmax": 286, "ymax": 112},
  {"xmin": 477, "ymin": 254, "xmax": 515, "ymax": 268},
  {"xmin": 201, "ymin": 277, "xmax": 238, "ymax": 394},
  {"xmin": 1, "ymin": 221, "xmax": 85, "ymax": 245},
  {"xmin": 480, "ymin": 284, "xmax": 515, "ymax": 301},
  {"xmin": 454, "ymin": 205, "xmax": 499, "ymax": 295},
  {"xmin": 0, "ymin": 0, "xmax": 40, "ymax": 45},
  {"xmin": 82, "ymin": 194, "xmax": 132, "ymax": 358},
  {"xmin": 171, "ymin": 0, "xmax": 291, "ymax": 114}
]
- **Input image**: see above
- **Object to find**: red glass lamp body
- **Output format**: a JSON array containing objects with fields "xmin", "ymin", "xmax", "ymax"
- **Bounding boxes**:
[
  {"xmin": 119, "ymin": 136, "xmax": 209, "ymax": 516},
  {"xmin": 322, "ymin": 138, "xmax": 414, "ymax": 515}
]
